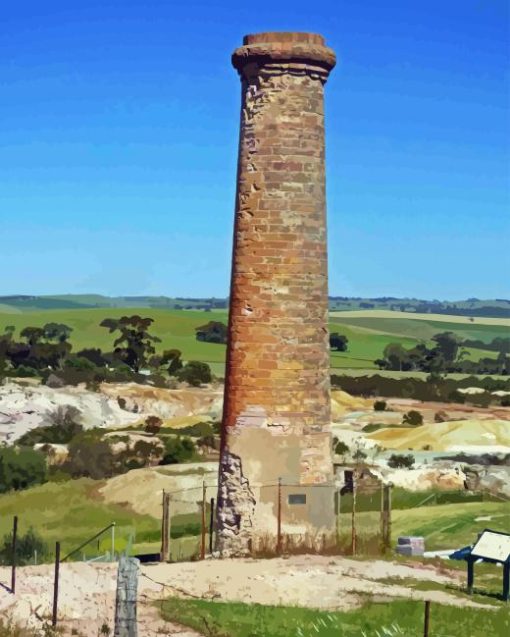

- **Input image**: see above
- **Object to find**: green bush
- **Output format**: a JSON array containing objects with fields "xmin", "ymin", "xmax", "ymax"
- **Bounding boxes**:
[
  {"xmin": 160, "ymin": 436, "xmax": 196, "ymax": 465},
  {"xmin": 17, "ymin": 406, "xmax": 83, "ymax": 446},
  {"xmin": 64, "ymin": 429, "xmax": 116, "ymax": 479},
  {"xmin": 402, "ymin": 410, "xmax": 423, "ymax": 426},
  {"xmin": 177, "ymin": 361, "xmax": 212, "ymax": 387},
  {"xmin": 373, "ymin": 400, "xmax": 387, "ymax": 411},
  {"xmin": 0, "ymin": 448, "xmax": 48, "ymax": 493},
  {"xmin": 0, "ymin": 527, "xmax": 48, "ymax": 566},
  {"xmin": 387, "ymin": 453, "xmax": 415, "ymax": 469}
]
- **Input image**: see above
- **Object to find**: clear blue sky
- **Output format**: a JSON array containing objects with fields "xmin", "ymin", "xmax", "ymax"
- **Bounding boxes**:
[{"xmin": 1, "ymin": 0, "xmax": 509, "ymax": 299}]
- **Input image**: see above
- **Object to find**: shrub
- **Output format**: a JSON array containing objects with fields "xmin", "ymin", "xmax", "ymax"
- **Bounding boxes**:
[
  {"xmin": 333, "ymin": 439, "xmax": 349, "ymax": 456},
  {"xmin": 177, "ymin": 361, "xmax": 212, "ymax": 387},
  {"xmin": 64, "ymin": 430, "xmax": 116, "ymax": 479},
  {"xmin": 501, "ymin": 397, "xmax": 510, "ymax": 407},
  {"xmin": 402, "ymin": 410, "xmax": 423, "ymax": 426},
  {"xmin": 160, "ymin": 436, "xmax": 196, "ymax": 465},
  {"xmin": 0, "ymin": 527, "xmax": 48, "ymax": 566},
  {"xmin": 434, "ymin": 410, "xmax": 448, "ymax": 423},
  {"xmin": 388, "ymin": 453, "xmax": 415, "ymax": 469},
  {"xmin": 0, "ymin": 448, "xmax": 48, "ymax": 493},
  {"xmin": 144, "ymin": 415, "xmax": 163, "ymax": 436},
  {"xmin": 17, "ymin": 406, "xmax": 83, "ymax": 446},
  {"xmin": 373, "ymin": 400, "xmax": 387, "ymax": 411}
]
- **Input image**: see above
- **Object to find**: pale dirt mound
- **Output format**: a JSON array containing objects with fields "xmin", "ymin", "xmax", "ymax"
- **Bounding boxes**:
[
  {"xmin": 331, "ymin": 390, "xmax": 372, "ymax": 420},
  {"xmin": 100, "ymin": 383, "xmax": 223, "ymax": 422},
  {"xmin": 368, "ymin": 419, "xmax": 510, "ymax": 452},
  {"xmin": 98, "ymin": 462, "xmax": 219, "ymax": 518}
]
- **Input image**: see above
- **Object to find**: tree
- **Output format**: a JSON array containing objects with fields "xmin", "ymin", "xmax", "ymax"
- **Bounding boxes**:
[
  {"xmin": 43, "ymin": 322, "xmax": 73, "ymax": 343},
  {"xmin": 65, "ymin": 430, "xmax": 116, "ymax": 479},
  {"xmin": 402, "ymin": 410, "xmax": 423, "ymax": 426},
  {"xmin": 160, "ymin": 349, "xmax": 183, "ymax": 376},
  {"xmin": 388, "ymin": 453, "xmax": 415, "ymax": 469},
  {"xmin": 376, "ymin": 343, "xmax": 411, "ymax": 371},
  {"xmin": 329, "ymin": 333, "xmax": 348, "ymax": 352},
  {"xmin": 373, "ymin": 400, "xmax": 387, "ymax": 411},
  {"xmin": 76, "ymin": 348, "xmax": 108, "ymax": 367},
  {"xmin": 177, "ymin": 361, "xmax": 212, "ymax": 387},
  {"xmin": 100, "ymin": 315, "xmax": 161, "ymax": 372},
  {"xmin": 144, "ymin": 415, "xmax": 163, "ymax": 436},
  {"xmin": 195, "ymin": 321, "xmax": 228, "ymax": 344}
]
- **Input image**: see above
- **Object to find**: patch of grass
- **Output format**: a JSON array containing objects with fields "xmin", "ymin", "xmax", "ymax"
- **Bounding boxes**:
[
  {"xmin": 0, "ymin": 479, "xmax": 160, "ymax": 560},
  {"xmin": 159, "ymin": 597, "xmax": 510, "ymax": 637}
]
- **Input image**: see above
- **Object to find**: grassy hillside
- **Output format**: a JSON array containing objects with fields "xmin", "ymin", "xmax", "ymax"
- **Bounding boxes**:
[{"xmin": 0, "ymin": 307, "xmax": 505, "ymax": 374}]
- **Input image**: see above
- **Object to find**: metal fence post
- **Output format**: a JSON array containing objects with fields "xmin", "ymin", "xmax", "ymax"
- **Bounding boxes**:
[
  {"xmin": 209, "ymin": 497, "xmax": 215, "ymax": 554},
  {"xmin": 52, "ymin": 542, "xmax": 60, "ymax": 628},
  {"xmin": 200, "ymin": 481, "xmax": 206, "ymax": 560},
  {"xmin": 11, "ymin": 515, "xmax": 18, "ymax": 594},
  {"xmin": 277, "ymin": 477, "xmax": 282, "ymax": 555},
  {"xmin": 423, "ymin": 600, "xmax": 431, "ymax": 637},
  {"xmin": 111, "ymin": 521, "xmax": 116, "ymax": 561}
]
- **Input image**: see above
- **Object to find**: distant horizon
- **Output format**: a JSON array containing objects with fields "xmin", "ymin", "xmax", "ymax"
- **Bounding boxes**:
[{"xmin": 1, "ymin": 292, "xmax": 508, "ymax": 303}]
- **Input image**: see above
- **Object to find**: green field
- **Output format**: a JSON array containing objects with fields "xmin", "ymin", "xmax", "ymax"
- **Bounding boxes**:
[
  {"xmin": 0, "ymin": 307, "xmax": 504, "ymax": 375},
  {"xmin": 160, "ymin": 597, "xmax": 510, "ymax": 637}
]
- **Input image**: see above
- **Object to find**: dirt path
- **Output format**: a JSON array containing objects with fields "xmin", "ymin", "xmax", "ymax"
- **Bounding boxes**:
[{"xmin": 0, "ymin": 556, "xmax": 493, "ymax": 635}]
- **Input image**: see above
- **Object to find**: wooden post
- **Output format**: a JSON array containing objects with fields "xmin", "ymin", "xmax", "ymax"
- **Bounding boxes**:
[
  {"xmin": 209, "ymin": 497, "xmax": 215, "ymax": 554},
  {"xmin": 351, "ymin": 474, "xmax": 357, "ymax": 556},
  {"xmin": 160, "ymin": 491, "xmax": 170, "ymax": 563},
  {"xmin": 11, "ymin": 515, "xmax": 18, "ymax": 594},
  {"xmin": 111, "ymin": 522, "xmax": 116, "ymax": 561},
  {"xmin": 423, "ymin": 600, "xmax": 431, "ymax": 637},
  {"xmin": 114, "ymin": 556, "xmax": 139, "ymax": 637},
  {"xmin": 52, "ymin": 542, "xmax": 60, "ymax": 628},
  {"xmin": 200, "ymin": 481, "xmax": 206, "ymax": 560},
  {"xmin": 335, "ymin": 490, "xmax": 341, "ymax": 548},
  {"xmin": 277, "ymin": 477, "xmax": 282, "ymax": 555},
  {"xmin": 381, "ymin": 484, "xmax": 392, "ymax": 553}
]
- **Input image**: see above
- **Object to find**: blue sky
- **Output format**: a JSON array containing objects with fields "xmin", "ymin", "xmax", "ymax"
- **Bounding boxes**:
[{"xmin": 1, "ymin": 0, "xmax": 508, "ymax": 299}]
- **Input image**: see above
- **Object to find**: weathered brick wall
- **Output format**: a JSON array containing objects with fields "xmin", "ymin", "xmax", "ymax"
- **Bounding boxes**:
[{"xmin": 217, "ymin": 32, "xmax": 336, "ymax": 555}]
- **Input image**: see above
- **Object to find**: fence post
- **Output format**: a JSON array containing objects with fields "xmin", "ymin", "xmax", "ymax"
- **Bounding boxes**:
[
  {"xmin": 209, "ymin": 497, "xmax": 215, "ymax": 554},
  {"xmin": 111, "ymin": 522, "xmax": 116, "ymax": 561},
  {"xmin": 52, "ymin": 541, "xmax": 60, "ymax": 628},
  {"xmin": 423, "ymin": 600, "xmax": 431, "ymax": 637},
  {"xmin": 200, "ymin": 481, "xmax": 206, "ymax": 560},
  {"xmin": 351, "ymin": 474, "xmax": 357, "ymax": 556},
  {"xmin": 381, "ymin": 483, "xmax": 392, "ymax": 554},
  {"xmin": 11, "ymin": 515, "xmax": 18, "ymax": 594},
  {"xmin": 277, "ymin": 477, "xmax": 282, "ymax": 555},
  {"xmin": 335, "ymin": 490, "xmax": 341, "ymax": 548},
  {"xmin": 160, "ymin": 491, "xmax": 170, "ymax": 563},
  {"xmin": 114, "ymin": 556, "xmax": 139, "ymax": 637}
]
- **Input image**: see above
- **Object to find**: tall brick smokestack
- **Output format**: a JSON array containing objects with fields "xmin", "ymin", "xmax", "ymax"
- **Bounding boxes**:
[{"xmin": 216, "ymin": 32, "xmax": 336, "ymax": 555}]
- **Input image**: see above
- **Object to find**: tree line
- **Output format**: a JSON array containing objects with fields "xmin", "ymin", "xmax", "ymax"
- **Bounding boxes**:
[
  {"xmin": 375, "ymin": 332, "xmax": 510, "ymax": 375},
  {"xmin": 0, "ymin": 315, "xmax": 212, "ymax": 386}
]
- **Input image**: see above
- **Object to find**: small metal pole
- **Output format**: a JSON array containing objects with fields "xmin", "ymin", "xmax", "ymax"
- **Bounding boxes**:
[
  {"xmin": 11, "ymin": 515, "xmax": 18, "ymax": 594},
  {"xmin": 52, "ymin": 541, "xmax": 60, "ymax": 628},
  {"xmin": 277, "ymin": 477, "xmax": 282, "ymax": 555},
  {"xmin": 200, "ymin": 481, "xmax": 206, "ymax": 560},
  {"xmin": 503, "ymin": 561, "xmax": 510, "ymax": 602},
  {"xmin": 423, "ymin": 600, "xmax": 431, "ymax": 637},
  {"xmin": 112, "ymin": 522, "xmax": 116, "ymax": 561},
  {"xmin": 209, "ymin": 497, "xmax": 215, "ymax": 554},
  {"xmin": 467, "ymin": 558, "xmax": 474, "ymax": 594}
]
